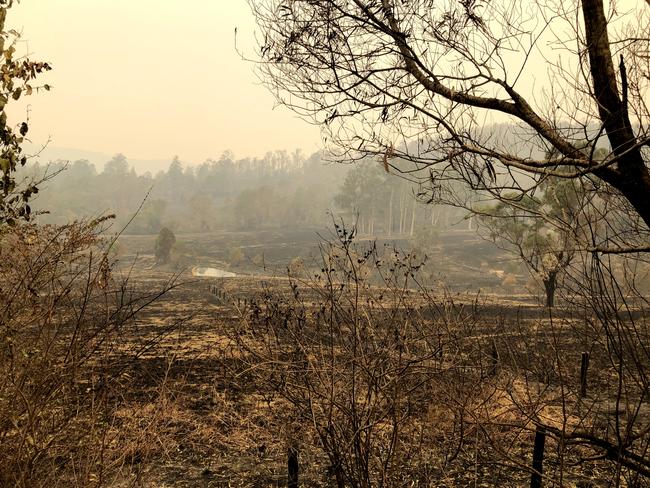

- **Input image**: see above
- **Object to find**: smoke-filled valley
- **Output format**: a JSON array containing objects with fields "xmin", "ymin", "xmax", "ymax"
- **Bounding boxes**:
[{"xmin": 3, "ymin": 1, "xmax": 650, "ymax": 487}]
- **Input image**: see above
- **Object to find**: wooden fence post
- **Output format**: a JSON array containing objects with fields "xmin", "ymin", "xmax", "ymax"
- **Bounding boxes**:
[
  {"xmin": 488, "ymin": 342, "xmax": 498, "ymax": 377},
  {"xmin": 288, "ymin": 446, "xmax": 299, "ymax": 488},
  {"xmin": 531, "ymin": 425, "xmax": 546, "ymax": 488},
  {"xmin": 580, "ymin": 352, "xmax": 590, "ymax": 398}
]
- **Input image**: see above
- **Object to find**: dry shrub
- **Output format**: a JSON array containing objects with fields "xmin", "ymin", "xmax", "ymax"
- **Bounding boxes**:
[
  {"xmin": 501, "ymin": 272, "xmax": 518, "ymax": 289},
  {"xmin": 0, "ymin": 218, "xmax": 177, "ymax": 487},
  {"xmin": 231, "ymin": 224, "xmax": 650, "ymax": 487},
  {"xmin": 230, "ymin": 225, "xmax": 499, "ymax": 487},
  {"xmin": 287, "ymin": 256, "xmax": 305, "ymax": 276}
]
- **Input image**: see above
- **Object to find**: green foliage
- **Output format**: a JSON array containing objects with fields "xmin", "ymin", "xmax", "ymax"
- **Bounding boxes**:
[
  {"xmin": 154, "ymin": 227, "xmax": 176, "ymax": 265},
  {"xmin": 32, "ymin": 151, "xmax": 348, "ymax": 233},
  {"xmin": 103, "ymin": 153, "xmax": 129, "ymax": 177},
  {"xmin": 412, "ymin": 225, "xmax": 439, "ymax": 254},
  {"xmin": 133, "ymin": 199, "xmax": 167, "ymax": 234},
  {"xmin": 477, "ymin": 176, "xmax": 588, "ymax": 305},
  {"xmin": 234, "ymin": 185, "xmax": 278, "ymax": 229},
  {"xmin": 335, "ymin": 161, "xmax": 386, "ymax": 214},
  {"xmin": 482, "ymin": 191, "xmax": 571, "ymax": 269},
  {"xmin": 335, "ymin": 159, "xmax": 466, "ymax": 236},
  {"xmin": 0, "ymin": 4, "xmax": 51, "ymax": 225}
]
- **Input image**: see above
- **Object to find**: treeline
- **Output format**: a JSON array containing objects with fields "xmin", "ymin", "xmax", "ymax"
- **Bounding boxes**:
[
  {"xmin": 28, "ymin": 150, "xmax": 341, "ymax": 233},
  {"xmin": 335, "ymin": 161, "xmax": 470, "ymax": 237},
  {"xmin": 27, "ymin": 150, "xmax": 467, "ymax": 236}
]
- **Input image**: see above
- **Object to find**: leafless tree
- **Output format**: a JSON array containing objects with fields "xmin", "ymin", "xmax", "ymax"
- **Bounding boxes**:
[
  {"xmin": 0, "ymin": 217, "xmax": 181, "ymax": 486},
  {"xmin": 244, "ymin": 2, "xmax": 650, "ymax": 484},
  {"xmin": 248, "ymin": 0, "xmax": 650, "ymax": 251}
]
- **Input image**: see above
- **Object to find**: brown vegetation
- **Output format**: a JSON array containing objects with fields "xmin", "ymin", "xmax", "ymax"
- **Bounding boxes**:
[
  {"xmin": 13, "ymin": 225, "xmax": 638, "ymax": 487},
  {"xmin": 0, "ymin": 219, "xmax": 180, "ymax": 486}
]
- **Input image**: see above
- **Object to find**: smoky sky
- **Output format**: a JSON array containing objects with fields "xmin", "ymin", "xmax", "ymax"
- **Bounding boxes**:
[
  {"xmin": 7, "ymin": 0, "xmax": 643, "ymax": 170},
  {"xmin": 9, "ymin": 0, "xmax": 321, "ymax": 167}
]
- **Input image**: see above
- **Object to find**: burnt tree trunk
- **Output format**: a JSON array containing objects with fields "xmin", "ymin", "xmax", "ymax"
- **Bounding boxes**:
[
  {"xmin": 531, "ymin": 426, "xmax": 546, "ymax": 488},
  {"xmin": 288, "ymin": 446, "xmax": 299, "ymax": 488},
  {"xmin": 543, "ymin": 272, "xmax": 557, "ymax": 308},
  {"xmin": 582, "ymin": 0, "xmax": 650, "ymax": 230}
]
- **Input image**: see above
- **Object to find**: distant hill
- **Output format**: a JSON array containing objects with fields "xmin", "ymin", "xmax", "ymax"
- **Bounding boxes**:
[{"xmin": 24, "ymin": 144, "xmax": 172, "ymax": 175}]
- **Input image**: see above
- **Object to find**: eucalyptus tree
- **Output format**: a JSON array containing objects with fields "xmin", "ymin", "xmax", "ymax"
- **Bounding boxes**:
[
  {"xmin": 248, "ymin": 0, "xmax": 650, "ymax": 251},
  {"xmin": 477, "ymin": 180, "xmax": 584, "ymax": 307},
  {"xmin": 247, "ymin": 0, "xmax": 650, "ymax": 482}
]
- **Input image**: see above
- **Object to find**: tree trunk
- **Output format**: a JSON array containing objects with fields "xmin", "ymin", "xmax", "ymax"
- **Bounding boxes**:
[
  {"xmin": 288, "ymin": 446, "xmax": 299, "ymax": 488},
  {"xmin": 543, "ymin": 273, "xmax": 557, "ymax": 308},
  {"xmin": 409, "ymin": 199, "xmax": 416, "ymax": 237},
  {"xmin": 531, "ymin": 426, "xmax": 546, "ymax": 488},
  {"xmin": 332, "ymin": 464, "xmax": 345, "ymax": 488},
  {"xmin": 399, "ymin": 192, "xmax": 405, "ymax": 234},
  {"xmin": 582, "ymin": 0, "xmax": 650, "ymax": 230},
  {"xmin": 388, "ymin": 187, "xmax": 393, "ymax": 236}
]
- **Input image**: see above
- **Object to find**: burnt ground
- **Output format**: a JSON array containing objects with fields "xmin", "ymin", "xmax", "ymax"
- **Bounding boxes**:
[
  {"xmin": 115, "ymin": 228, "xmax": 515, "ymax": 292},
  {"xmin": 100, "ymin": 231, "xmax": 650, "ymax": 487}
]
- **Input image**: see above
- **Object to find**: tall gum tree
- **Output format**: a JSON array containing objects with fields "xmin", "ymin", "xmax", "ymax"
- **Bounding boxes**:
[
  {"xmin": 248, "ymin": 0, "xmax": 650, "ymax": 481},
  {"xmin": 248, "ymin": 0, "xmax": 650, "ymax": 251}
]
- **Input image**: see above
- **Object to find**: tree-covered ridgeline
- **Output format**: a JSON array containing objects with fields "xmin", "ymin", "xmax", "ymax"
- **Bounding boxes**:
[{"xmin": 27, "ymin": 150, "xmax": 466, "ymax": 236}]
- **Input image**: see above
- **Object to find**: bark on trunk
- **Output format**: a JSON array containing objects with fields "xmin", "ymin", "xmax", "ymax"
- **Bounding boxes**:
[
  {"xmin": 543, "ymin": 274, "xmax": 557, "ymax": 308},
  {"xmin": 582, "ymin": 0, "xmax": 650, "ymax": 229},
  {"xmin": 388, "ymin": 187, "xmax": 393, "ymax": 236}
]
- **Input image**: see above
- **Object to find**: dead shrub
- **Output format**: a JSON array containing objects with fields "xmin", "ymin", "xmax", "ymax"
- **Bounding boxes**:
[
  {"xmin": 229, "ymin": 223, "xmax": 650, "ymax": 486},
  {"xmin": 0, "ymin": 218, "xmax": 178, "ymax": 487},
  {"xmin": 230, "ymin": 224, "xmax": 497, "ymax": 487}
]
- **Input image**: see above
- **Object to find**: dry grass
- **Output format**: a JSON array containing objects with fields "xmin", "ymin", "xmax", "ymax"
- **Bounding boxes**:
[{"xmin": 2, "ymin": 224, "xmax": 648, "ymax": 487}]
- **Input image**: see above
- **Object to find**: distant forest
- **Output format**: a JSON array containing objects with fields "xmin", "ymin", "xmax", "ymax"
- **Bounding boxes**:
[{"xmin": 26, "ymin": 150, "xmax": 468, "ymax": 236}]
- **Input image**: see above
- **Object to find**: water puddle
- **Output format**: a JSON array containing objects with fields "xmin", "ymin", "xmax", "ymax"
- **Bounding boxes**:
[{"xmin": 191, "ymin": 266, "xmax": 237, "ymax": 278}]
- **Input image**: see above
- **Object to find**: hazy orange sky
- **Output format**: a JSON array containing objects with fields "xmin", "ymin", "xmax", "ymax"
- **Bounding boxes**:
[
  {"xmin": 7, "ymin": 0, "xmax": 643, "ymax": 171},
  {"xmin": 9, "ymin": 1, "xmax": 321, "ymax": 165}
]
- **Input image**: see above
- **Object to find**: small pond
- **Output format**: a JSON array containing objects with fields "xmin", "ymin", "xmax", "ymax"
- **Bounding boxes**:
[{"xmin": 191, "ymin": 267, "xmax": 237, "ymax": 278}]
